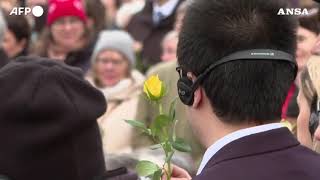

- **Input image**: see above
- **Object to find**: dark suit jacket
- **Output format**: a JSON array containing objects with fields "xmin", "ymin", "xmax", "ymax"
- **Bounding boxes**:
[
  {"xmin": 195, "ymin": 128, "xmax": 320, "ymax": 180},
  {"xmin": 126, "ymin": 0, "xmax": 184, "ymax": 67}
]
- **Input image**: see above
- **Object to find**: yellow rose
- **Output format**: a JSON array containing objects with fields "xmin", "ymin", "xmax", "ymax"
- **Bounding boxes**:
[{"xmin": 144, "ymin": 75, "xmax": 165, "ymax": 101}]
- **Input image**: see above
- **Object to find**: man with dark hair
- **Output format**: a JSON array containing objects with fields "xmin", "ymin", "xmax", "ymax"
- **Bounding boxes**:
[{"xmin": 169, "ymin": 0, "xmax": 320, "ymax": 179}]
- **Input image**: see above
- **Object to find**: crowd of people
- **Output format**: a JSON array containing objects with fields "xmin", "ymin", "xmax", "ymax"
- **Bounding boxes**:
[{"xmin": 0, "ymin": 0, "xmax": 320, "ymax": 179}]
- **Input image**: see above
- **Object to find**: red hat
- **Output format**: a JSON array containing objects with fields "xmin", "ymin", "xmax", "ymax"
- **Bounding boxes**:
[{"xmin": 47, "ymin": 0, "xmax": 87, "ymax": 26}]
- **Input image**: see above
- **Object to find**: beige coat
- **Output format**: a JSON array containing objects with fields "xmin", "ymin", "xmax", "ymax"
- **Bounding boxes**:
[{"xmin": 87, "ymin": 70, "xmax": 145, "ymax": 154}]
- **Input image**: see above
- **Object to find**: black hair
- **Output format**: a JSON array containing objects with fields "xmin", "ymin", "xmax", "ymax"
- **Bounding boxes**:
[
  {"xmin": 84, "ymin": 0, "xmax": 107, "ymax": 34},
  {"xmin": 4, "ymin": 13, "xmax": 31, "ymax": 47},
  {"xmin": 299, "ymin": 11, "xmax": 320, "ymax": 35},
  {"xmin": 178, "ymin": 0, "xmax": 297, "ymax": 124}
]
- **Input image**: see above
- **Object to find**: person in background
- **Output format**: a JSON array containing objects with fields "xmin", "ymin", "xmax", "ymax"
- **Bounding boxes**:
[
  {"xmin": 115, "ymin": 0, "xmax": 145, "ymax": 29},
  {"xmin": 0, "ymin": 56, "xmax": 107, "ymax": 180},
  {"xmin": 296, "ymin": 9, "xmax": 320, "ymax": 77},
  {"xmin": 169, "ymin": 0, "xmax": 320, "ymax": 179},
  {"xmin": 301, "ymin": 0, "xmax": 318, "ymax": 8},
  {"xmin": 173, "ymin": 0, "xmax": 189, "ymax": 32},
  {"xmin": 127, "ymin": 0, "xmax": 185, "ymax": 69},
  {"xmin": 83, "ymin": 0, "xmax": 107, "ymax": 36},
  {"xmin": 33, "ymin": 0, "xmax": 94, "ymax": 73},
  {"xmin": 281, "ymin": 8, "xmax": 320, "ymax": 132},
  {"xmin": 2, "ymin": 13, "xmax": 31, "ymax": 58},
  {"xmin": 101, "ymin": 0, "xmax": 121, "ymax": 29},
  {"xmin": 297, "ymin": 59, "xmax": 320, "ymax": 153},
  {"xmin": 25, "ymin": 0, "xmax": 48, "ymax": 42},
  {"xmin": 86, "ymin": 30, "xmax": 145, "ymax": 154},
  {"xmin": 161, "ymin": 30, "xmax": 178, "ymax": 62},
  {"xmin": 0, "ymin": 56, "xmax": 138, "ymax": 180},
  {"xmin": 0, "ymin": 9, "xmax": 8, "ymax": 69},
  {"xmin": 0, "ymin": 0, "xmax": 18, "ymax": 12}
]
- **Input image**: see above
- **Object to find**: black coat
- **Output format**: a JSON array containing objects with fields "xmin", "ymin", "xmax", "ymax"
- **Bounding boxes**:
[
  {"xmin": 127, "ymin": 0, "xmax": 184, "ymax": 67},
  {"xmin": 65, "ymin": 39, "xmax": 96, "ymax": 74}
]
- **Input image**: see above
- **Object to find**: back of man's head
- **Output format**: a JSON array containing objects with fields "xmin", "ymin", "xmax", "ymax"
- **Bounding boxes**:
[{"xmin": 178, "ymin": 0, "xmax": 297, "ymax": 124}]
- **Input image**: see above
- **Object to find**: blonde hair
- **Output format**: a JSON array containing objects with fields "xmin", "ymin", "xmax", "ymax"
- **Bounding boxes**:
[
  {"xmin": 300, "ymin": 59, "xmax": 320, "ymax": 104},
  {"xmin": 300, "ymin": 58, "xmax": 320, "ymax": 152}
]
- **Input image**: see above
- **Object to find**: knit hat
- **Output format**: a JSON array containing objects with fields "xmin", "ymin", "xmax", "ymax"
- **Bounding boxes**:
[
  {"xmin": 47, "ymin": 0, "xmax": 87, "ymax": 26},
  {"xmin": 91, "ymin": 30, "xmax": 136, "ymax": 66},
  {"xmin": 0, "ymin": 56, "xmax": 107, "ymax": 180}
]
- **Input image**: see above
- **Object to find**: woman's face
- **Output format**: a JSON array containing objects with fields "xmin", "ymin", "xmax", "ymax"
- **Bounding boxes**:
[
  {"xmin": 161, "ymin": 38, "xmax": 178, "ymax": 62},
  {"xmin": 2, "ymin": 30, "xmax": 26, "ymax": 58},
  {"xmin": 94, "ymin": 50, "xmax": 129, "ymax": 87},
  {"xmin": 296, "ymin": 27, "xmax": 318, "ymax": 72},
  {"xmin": 51, "ymin": 16, "xmax": 85, "ymax": 50}
]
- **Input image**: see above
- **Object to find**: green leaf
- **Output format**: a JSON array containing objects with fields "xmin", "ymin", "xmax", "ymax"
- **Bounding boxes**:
[
  {"xmin": 136, "ymin": 160, "xmax": 160, "ymax": 177},
  {"xmin": 125, "ymin": 120, "xmax": 146, "ymax": 130},
  {"xmin": 125, "ymin": 120, "xmax": 152, "ymax": 136},
  {"xmin": 172, "ymin": 138, "xmax": 192, "ymax": 152},
  {"xmin": 169, "ymin": 97, "xmax": 178, "ymax": 121},
  {"xmin": 152, "ymin": 169, "xmax": 162, "ymax": 180}
]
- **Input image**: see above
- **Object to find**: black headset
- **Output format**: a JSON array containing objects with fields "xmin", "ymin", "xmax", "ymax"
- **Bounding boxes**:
[{"xmin": 177, "ymin": 49, "xmax": 298, "ymax": 106}]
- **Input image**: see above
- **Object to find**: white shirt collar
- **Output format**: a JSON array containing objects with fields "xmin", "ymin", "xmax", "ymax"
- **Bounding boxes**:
[
  {"xmin": 153, "ymin": 0, "xmax": 179, "ymax": 18},
  {"xmin": 197, "ymin": 123, "xmax": 284, "ymax": 175}
]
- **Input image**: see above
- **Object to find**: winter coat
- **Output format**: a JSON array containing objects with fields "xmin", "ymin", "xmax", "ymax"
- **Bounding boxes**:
[{"xmin": 87, "ymin": 70, "xmax": 145, "ymax": 154}]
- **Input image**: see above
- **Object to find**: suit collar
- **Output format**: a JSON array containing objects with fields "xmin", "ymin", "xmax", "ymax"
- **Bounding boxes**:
[{"xmin": 202, "ymin": 127, "xmax": 299, "ymax": 172}]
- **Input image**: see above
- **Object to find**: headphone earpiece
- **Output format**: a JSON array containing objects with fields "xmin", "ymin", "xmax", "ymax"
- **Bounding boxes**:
[{"xmin": 177, "ymin": 77, "xmax": 195, "ymax": 106}]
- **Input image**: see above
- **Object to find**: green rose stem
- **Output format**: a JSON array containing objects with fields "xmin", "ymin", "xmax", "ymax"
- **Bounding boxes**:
[
  {"xmin": 158, "ymin": 101, "xmax": 163, "ymax": 115},
  {"xmin": 157, "ymin": 101, "xmax": 172, "ymax": 180}
]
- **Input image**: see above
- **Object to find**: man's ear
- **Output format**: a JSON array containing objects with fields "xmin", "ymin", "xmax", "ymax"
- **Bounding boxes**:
[
  {"xmin": 187, "ymin": 72, "xmax": 202, "ymax": 108},
  {"xmin": 193, "ymin": 86, "xmax": 202, "ymax": 108}
]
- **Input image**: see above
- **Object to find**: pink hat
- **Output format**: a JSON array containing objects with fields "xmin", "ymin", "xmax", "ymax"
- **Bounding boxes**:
[{"xmin": 47, "ymin": 0, "xmax": 87, "ymax": 26}]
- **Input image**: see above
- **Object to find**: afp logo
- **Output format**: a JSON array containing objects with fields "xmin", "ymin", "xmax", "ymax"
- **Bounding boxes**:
[
  {"xmin": 277, "ymin": 8, "xmax": 309, "ymax": 16},
  {"xmin": 9, "ymin": 6, "xmax": 44, "ymax": 17}
]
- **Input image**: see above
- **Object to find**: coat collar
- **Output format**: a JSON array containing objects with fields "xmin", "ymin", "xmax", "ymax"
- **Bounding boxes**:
[{"xmin": 203, "ymin": 127, "xmax": 299, "ymax": 171}]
